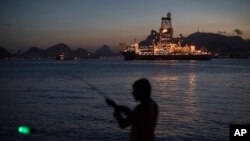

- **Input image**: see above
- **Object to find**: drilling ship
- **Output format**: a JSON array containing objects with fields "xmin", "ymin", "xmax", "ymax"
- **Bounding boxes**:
[{"xmin": 121, "ymin": 12, "xmax": 211, "ymax": 60}]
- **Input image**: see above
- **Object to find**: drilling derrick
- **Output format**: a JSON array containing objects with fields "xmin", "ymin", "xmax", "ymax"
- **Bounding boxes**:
[{"xmin": 159, "ymin": 12, "xmax": 173, "ymax": 47}]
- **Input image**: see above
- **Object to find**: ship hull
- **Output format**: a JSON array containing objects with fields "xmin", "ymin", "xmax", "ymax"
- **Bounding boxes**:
[{"xmin": 122, "ymin": 52, "xmax": 211, "ymax": 60}]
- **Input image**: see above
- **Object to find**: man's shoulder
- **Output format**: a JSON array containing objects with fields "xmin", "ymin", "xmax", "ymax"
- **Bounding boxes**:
[
  {"xmin": 151, "ymin": 99, "xmax": 158, "ymax": 108},
  {"xmin": 134, "ymin": 103, "xmax": 143, "ymax": 111},
  {"xmin": 134, "ymin": 100, "xmax": 158, "ymax": 111}
]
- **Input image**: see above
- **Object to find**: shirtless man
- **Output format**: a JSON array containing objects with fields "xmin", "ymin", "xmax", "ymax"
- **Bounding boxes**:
[{"xmin": 106, "ymin": 78, "xmax": 159, "ymax": 141}]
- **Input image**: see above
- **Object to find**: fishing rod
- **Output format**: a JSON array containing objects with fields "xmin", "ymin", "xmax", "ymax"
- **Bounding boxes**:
[{"xmin": 65, "ymin": 72, "xmax": 108, "ymax": 98}]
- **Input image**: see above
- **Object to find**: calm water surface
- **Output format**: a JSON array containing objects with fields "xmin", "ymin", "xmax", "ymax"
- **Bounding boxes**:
[{"xmin": 0, "ymin": 59, "xmax": 250, "ymax": 141}]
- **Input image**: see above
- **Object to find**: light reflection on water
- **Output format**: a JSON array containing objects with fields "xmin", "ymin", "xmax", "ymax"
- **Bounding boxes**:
[
  {"xmin": 0, "ymin": 59, "xmax": 250, "ymax": 141},
  {"xmin": 152, "ymin": 70, "xmax": 201, "ymax": 140}
]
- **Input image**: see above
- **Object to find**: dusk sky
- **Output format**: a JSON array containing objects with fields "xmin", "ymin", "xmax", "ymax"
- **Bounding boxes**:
[{"xmin": 1, "ymin": 0, "xmax": 250, "ymax": 52}]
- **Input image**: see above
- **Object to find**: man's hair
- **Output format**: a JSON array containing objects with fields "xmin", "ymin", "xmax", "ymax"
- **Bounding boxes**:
[{"xmin": 133, "ymin": 78, "xmax": 151, "ymax": 99}]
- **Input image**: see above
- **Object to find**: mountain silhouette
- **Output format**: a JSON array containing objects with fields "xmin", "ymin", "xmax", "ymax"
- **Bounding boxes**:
[
  {"xmin": 0, "ymin": 47, "xmax": 12, "ymax": 59},
  {"xmin": 184, "ymin": 32, "xmax": 245, "ymax": 48},
  {"xmin": 94, "ymin": 44, "xmax": 114, "ymax": 56},
  {"xmin": 23, "ymin": 47, "xmax": 46, "ymax": 58},
  {"xmin": 184, "ymin": 32, "xmax": 250, "ymax": 57},
  {"xmin": 68, "ymin": 48, "xmax": 92, "ymax": 58},
  {"xmin": 45, "ymin": 43, "xmax": 72, "ymax": 57}
]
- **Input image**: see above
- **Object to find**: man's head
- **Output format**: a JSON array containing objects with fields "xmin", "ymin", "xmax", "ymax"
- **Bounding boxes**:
[{"xmin": 132, "ymin": 78, "xmax": 151, "ymax": 101}]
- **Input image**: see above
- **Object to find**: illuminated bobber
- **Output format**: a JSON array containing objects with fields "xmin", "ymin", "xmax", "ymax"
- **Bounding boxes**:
[{"xmin": 18, "ymin": 125, "xmax": 32, "ymax": 135}]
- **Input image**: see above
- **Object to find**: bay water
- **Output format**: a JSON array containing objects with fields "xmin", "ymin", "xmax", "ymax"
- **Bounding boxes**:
[{"xmin": 0, "ymin": 59, "xmax": 250, "ymax": 140}]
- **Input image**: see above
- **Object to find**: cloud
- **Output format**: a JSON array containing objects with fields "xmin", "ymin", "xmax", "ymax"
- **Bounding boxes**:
[{"xmin": 234, "ymin": 29, "xmax": 243, "ymax": 35}]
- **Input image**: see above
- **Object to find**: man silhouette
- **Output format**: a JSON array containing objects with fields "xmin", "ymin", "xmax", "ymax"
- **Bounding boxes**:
[{"xmin": 106, "ymin": 78, "xmax": 159, "ymax": 141}]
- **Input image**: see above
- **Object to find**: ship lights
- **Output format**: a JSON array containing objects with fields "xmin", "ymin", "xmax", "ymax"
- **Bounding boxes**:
[{"xmin": 162, "ymin": 29, "xmax": 168, "ymax": 33}]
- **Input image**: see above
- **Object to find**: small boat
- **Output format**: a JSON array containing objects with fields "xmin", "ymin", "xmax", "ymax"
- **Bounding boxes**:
[{"xmin": 55, "ymin": 53, "xmax": 64, "ymax": 60}]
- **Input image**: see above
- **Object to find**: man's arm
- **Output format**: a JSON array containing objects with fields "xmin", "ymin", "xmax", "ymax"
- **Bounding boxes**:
[
  {"xmin": 116, "ymin": 105, "xmax": 132, "ymax": 116},
  {"xmin": 105, "ymin": 98, "xmax": 133, "ymax": 128},
  {"xmin": 113, "ymin": 106, "xmax": 132, "ymax": 128},
  {"xmin": 106, "ymin": 98, "xmax": 117, "ymax": 108}
]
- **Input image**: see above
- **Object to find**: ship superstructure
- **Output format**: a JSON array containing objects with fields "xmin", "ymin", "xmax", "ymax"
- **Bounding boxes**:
[{"xmin": 121, "ymin": 12, "xmax": 211, "ymax": 60}]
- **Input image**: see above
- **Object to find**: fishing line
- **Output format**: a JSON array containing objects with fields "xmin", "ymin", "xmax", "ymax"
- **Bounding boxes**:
[
  {"xmin": 20, "ymin": 71, "xmax": 111, "ymax": 135},
  {"xmin": 25, "ymin": 71, "xmax": 108, "ymax": 98},
  {"xmin": 26, "ymin": 72, "xmax": 56, "ymax": 92}
]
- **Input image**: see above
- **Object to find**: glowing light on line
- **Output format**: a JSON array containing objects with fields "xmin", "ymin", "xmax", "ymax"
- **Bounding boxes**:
[{"xmin": 18, "ymin": 126, "xmax": 31, "ymax": 135}]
